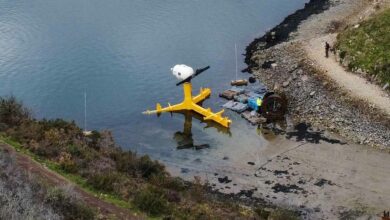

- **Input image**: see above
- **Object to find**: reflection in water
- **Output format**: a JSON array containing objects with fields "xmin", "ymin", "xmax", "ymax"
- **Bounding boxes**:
[
  {"xmin": 257, "ymin": 120, "xmax": 287, "ymax": 141},
  {"xmin": 173, "ymin": 111, "xmax": 231, "ymax": 150}
]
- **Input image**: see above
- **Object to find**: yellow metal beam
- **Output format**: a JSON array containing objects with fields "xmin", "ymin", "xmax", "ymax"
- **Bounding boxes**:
[{"xmin": 143, "ymin": 82, "xmax": 231, "ymax": 128}]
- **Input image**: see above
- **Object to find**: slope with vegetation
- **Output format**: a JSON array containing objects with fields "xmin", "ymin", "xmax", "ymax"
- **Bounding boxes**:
[
  {"xmin": 0, "ymin": 96, "xmax": 300, "ymax": 219},
  {"xmin": 335, "ymin": 8, "xmax": 390, "ymax": 84},
  {"xmin": 0, "ymin": 146, "xmax": 96, "ymax": 220}
]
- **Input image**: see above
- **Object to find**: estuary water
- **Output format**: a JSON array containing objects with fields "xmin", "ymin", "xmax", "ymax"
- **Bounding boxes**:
[{"xmin": 0, "ymin": 0, "xmax": 308, "ymax": 174}]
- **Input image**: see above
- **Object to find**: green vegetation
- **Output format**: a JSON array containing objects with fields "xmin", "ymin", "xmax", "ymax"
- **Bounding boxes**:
[
  {"xmin": 0, "ymin": 96, "xmax": 263, "ymax": 219},
  {"xmin": 45, "ymin": 187, "xmax": 97, "ymax": 220},
  {"xmin": 0, "ymin": 96, "xmax": 302, "ymax": 219},
  {"xmin": 0, "ymin": 147, "xmax": 97, "ymax": 220},
  {"xmin": 335, "ymin": 8, "xmax": 390, "ymax": 84},
  {"xmin": 255, "ymin": 207, "xmax": 300, "ymax": 220}
]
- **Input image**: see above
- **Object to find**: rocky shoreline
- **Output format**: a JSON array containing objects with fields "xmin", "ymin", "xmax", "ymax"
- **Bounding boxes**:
[
  {"xmin": 244, "ymin": 0, "xmax": 331, "ymax": 73},
  {"xmin": 244, "ymin": 0, "xmax": 390, "ymax": 150}
]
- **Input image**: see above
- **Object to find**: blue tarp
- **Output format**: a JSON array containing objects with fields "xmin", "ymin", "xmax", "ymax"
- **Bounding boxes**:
[{"xmin": 222, "ymin": 101, "xmax": 248, "ymax": 113}]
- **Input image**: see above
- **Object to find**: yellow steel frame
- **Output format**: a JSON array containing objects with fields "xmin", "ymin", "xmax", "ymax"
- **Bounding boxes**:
[{"xmin": 143, "ymin": 82, "xmax": 231, "ymax": 127}]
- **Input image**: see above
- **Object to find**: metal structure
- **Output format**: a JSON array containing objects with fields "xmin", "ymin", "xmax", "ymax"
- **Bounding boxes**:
[{"xmin": 143, "ymin": 65, "xmax": 231, "ymax": 128}]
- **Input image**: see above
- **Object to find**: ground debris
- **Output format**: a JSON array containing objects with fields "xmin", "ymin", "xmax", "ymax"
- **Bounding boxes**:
[
  {"xmin": 218, "ymin": 176, "xmax": 232, "ymax": 184},
  {"xmin": 272, "ymin": 183, "xmax": 303, "ymax": 193}
]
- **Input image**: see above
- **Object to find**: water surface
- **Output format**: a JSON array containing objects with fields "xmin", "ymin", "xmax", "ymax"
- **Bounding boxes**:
[{"xmin": 0, "ymin": 0, "xmax": 308, "ymax": 173}]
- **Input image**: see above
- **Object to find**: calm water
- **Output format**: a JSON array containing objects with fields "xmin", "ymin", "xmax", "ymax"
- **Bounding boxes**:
[{"xmin": 0, "ymin": 0, "xmax": 308, "ymax": 174}]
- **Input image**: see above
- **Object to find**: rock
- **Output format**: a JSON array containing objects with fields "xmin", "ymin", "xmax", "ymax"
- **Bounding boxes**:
[
  {"xmin": 218, "ymin": 176, "xmax": 232, "ymax": 184},
  {"xmin": 271, "ymin": 63, "xmax": 278, "ymax": 69},
  {"xmin": 301, "ymin": 75, "xmax": 309, "ymax": 82},
  {"xmin": 241, "ymin": 111, "xmax": 267, "ymax": 125},
  {"xmin": 383, "ymin": 82, "xmax": 389, "ymax": 90},
  {"xmin": 274, "ymin": 83, "xmax": 280, "ymax": 91},
  {"xmin": 282, "ymin": 81, "xmax": 290, "ymax": 87}
]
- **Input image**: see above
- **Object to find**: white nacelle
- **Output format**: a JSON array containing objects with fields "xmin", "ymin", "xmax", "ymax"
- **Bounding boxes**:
[{"xmin": 171, "ymin": 64, "xmax": 194, "ymax": 81}]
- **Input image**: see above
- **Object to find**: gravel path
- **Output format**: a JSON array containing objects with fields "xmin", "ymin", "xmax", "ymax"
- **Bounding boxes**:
[{"xmin": 305, "ymin": 34, "xmax": 390, "ymax": 116}]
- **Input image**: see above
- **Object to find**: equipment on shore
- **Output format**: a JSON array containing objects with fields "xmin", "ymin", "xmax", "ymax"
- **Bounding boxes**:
[
  {"xmin": 143, "ymin": 64, "xmax": 232, "ymax": 128},
  {"xmin": 220, "ymin": 85, "xmax": 287, "ymax": 125},
  {"xmin": 261, "ymin": 92, "xmax": 287, "ymax": 119},
  {"xmin": 231, "ymin": 79, "xmax": 248, "ymax": 86}
]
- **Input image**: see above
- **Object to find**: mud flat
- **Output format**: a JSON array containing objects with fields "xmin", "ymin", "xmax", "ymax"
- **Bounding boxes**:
[{"xmin": 181, "ymin": 123, "xmax": 390, "ymax": 219}]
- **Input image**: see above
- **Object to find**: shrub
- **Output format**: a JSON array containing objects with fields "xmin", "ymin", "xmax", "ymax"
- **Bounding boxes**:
[
  {"xmin": 59, "ymin": 152, "xmax": 78, "ymax": 173},
  {"xmin": 268, "ymin": 208, "xmax": 300, "ymax": 220},
  {"xmin": 86, "ymin": 130, "xmax": 101, "ymax": 150},
  {"xmin": 1, "ymin": 149, "xmax": 59, "ymax": 220},
  {"xmin": 45, "ymin": 187, "xmax": 96, "ymax": 220},
  {"xmin": 255, "ymin": 207, "xmax": 271, "ymax": 220},
  {"xmin": 133, "ymin": 186, "xmax": 171, "ymax": 216},
  {"xmin": 111, "ymin": 150, "xmax": 138, "ymax": 175},
  {"xmin": 149, "ymin": 174, "xmax": 186, "ymax": 191},
  {"xmin": 67, "ymin": 144, "xmax": 82, "ymax": 157},
  {"xmin": 137, "ymin": 155, "xmax": 166, "ymax": 179},
  {"xmin": 86, "ymin": 172, "xmax": 123, "ymax": 193},
  {"xmin": 0, "ymin": 96, "xmax": 30, "ymax": 130}
]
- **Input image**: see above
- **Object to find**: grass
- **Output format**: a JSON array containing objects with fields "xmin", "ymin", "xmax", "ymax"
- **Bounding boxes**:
[
  {"xmin": 0, "ymin": 136, "xmax": 146, "ymax": 219},
  {"xmin": 335, "ymin": 8, "xmax": 390, "ymax": 84}
]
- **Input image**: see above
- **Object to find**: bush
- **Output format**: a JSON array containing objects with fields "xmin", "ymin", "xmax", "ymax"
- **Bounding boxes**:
[
  {"xmin": 0, "ymin": 96, "xmax": 30, "ymax": 130},
  {"xmin": 137, "ymin": 155, "xmax": 166, "ymax": 179},
  {"xmin": 45, "ymin": 187, "xmax": 96, "ymax": 220},
  {"xmin": 255, "ymin": 207, "xmax": 271, "ymax": 220},
  {"xmin": 111, "ymin": 151, "xmax": 166, "ymax": 179},
  {"xmin": 86, "ymin": 172, "xmax": 123, "ymax": 193},
  {"xmin": 149, "ymin": 174, "xmax": 186, "ymax": 191},
  {"xmin": 268, "ymin": 209, "xmax": 300, "ymax": 220},
  {"xmin": 133, "ymin": 186, "xmax": 171, "ymax": 216},
  {"xmin": 67, "ymin": 144, "xmax": 82, "ymax": 157},
  {"xmin": 111, "ymin": 150, "xmax": 138, "ymax": 175},
  {"xmin": 86, "ymin": 130, "xmax": 101, "ymax": 150},
  {"xmin": 59, "ymin": 152, "xmax": 78, "ymax": 173}
]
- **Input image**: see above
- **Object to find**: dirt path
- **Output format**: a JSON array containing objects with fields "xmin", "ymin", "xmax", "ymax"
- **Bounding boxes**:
[
  {"xmin": 304, "ymin": 34, "xmax": 390, "ymax": 116},
  {"xmin": 0, "ymin": 141, "xmax": 141, "ymax": 220}
]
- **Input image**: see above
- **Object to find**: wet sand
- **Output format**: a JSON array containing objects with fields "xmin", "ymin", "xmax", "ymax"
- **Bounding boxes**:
[{"xmin": 168, "ymin": 124, "xmax": 390, "ymax": 219}]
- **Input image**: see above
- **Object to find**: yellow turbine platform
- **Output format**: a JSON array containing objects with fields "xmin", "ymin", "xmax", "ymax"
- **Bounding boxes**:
[{"xmin": 143, "ymin": 82, "xmax": 231, "ymax": 128}]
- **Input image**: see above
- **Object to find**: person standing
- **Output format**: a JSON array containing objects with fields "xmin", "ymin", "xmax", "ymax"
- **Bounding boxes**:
[{"xmin": 325, "ymin": 42, "xmax": 330, "ymax": 58}]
